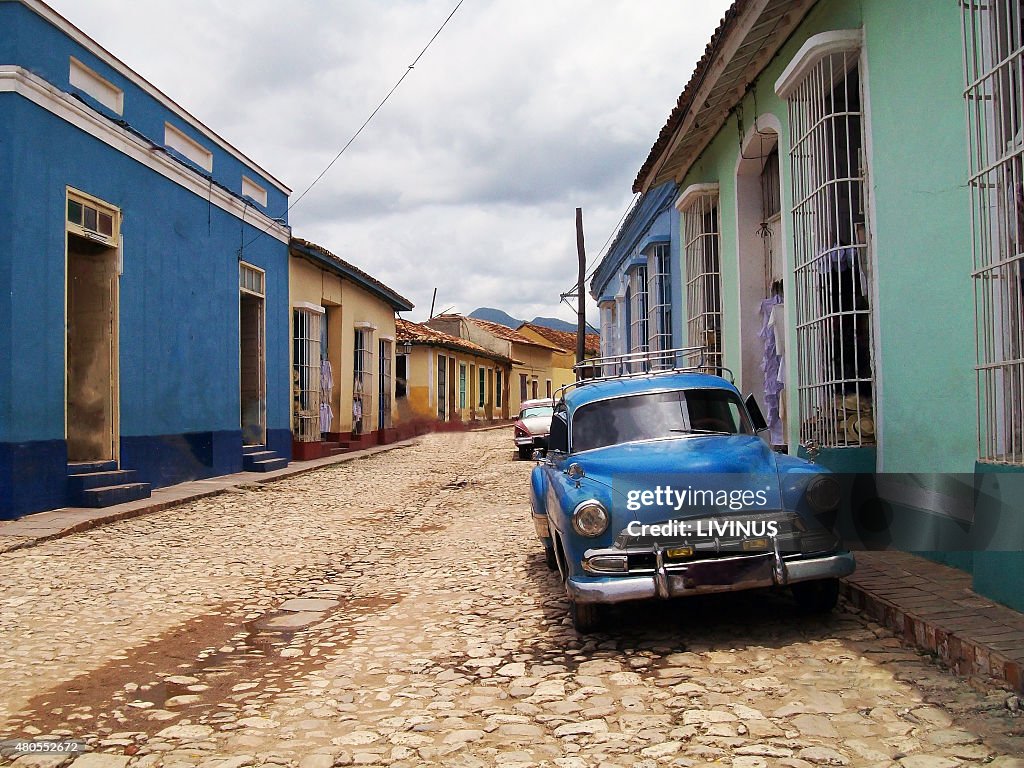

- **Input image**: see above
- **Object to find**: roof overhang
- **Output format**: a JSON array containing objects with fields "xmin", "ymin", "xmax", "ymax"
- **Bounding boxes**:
[
  {"xmin": 290, "ymin": 240, "xmax": 414, "ymax": 312},
  {"xmin": 634, "ymin": 0, "xmax": 818, "ymax": 194}
]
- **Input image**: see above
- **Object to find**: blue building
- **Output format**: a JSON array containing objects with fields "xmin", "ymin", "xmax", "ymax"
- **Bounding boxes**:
[
  {"xmin": 589, "ymin": 182, "xmax": 682, "ymax": 372},
  {"xmin": 0, "ymin": 0, "xmax": 292, "ymax": 518}
]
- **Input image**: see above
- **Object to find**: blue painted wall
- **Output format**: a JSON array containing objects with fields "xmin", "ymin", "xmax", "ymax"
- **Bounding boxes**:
[
  {"xmin": 0, "ymin": 1, "xmax": 292, "ymax": 517},
  {"xmin": 591, "ymin": 182, "xmax": 681, "ymax": 350},
  {"xmin": 0, "ymin": 2, "xmax": 288, "ymax": 216}
]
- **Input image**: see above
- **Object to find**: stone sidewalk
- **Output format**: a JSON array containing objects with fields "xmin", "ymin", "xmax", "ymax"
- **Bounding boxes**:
[{"xmin": 0, "ymin": 438, "xmax": 421, "ymax": 555}]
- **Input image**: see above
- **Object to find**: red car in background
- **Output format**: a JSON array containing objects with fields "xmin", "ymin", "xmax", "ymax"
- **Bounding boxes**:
[{"xmin": 513, "ymin": 398, "xmax": 555, "ymax": 459}]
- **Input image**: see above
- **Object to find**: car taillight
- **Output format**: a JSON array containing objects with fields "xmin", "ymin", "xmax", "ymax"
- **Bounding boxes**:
[{"xmin": 514, "ymin": 424, "xmax": 530, "ymax": 437}]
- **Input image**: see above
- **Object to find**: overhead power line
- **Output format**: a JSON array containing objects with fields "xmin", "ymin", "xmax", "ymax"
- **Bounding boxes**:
[{"xmin": 242, "ymin": 0, "xmax": 465, "ymax": 252}]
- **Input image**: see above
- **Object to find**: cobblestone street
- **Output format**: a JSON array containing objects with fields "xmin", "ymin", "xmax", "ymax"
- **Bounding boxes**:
[{"xmin": 1, "ymin": 430, "xmax": 1022, "ymax": 767}]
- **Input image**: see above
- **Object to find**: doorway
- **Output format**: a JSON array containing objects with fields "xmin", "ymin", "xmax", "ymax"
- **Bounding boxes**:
[
  {"xmin": 66, "ymin": 234, "xmax": 119, "ymax": 463},
  {"xmin": 239, "ymin": 264, "xmax": 266, "ymax": 446}
]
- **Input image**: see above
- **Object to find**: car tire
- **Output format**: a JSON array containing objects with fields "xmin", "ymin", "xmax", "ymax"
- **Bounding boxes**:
[
  {"xmin": 570, "ymin": 600, "xmax": 602, "ymax": 633},
  {"xmin": 518, "ymin": 446, "xmax": 532, "ymax": 460},
  {"xmin": 544, "ymin": 545, "xmax": 558, "ymax": 571},
  {"xmin": 791, "ymin": 578, "xmax": 840, "ymax": 613}
]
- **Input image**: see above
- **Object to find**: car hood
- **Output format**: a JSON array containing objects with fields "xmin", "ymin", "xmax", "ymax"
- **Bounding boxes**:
[
  {"xmin": 519, "ymin": 415, "xmax": 551, "ymax": 436},
  {"xmin": 573, "ymin": 434, "xmax": 778, "ymax": 476},
  {"xmin": 569, "ymin": 435, "xmax": 783, "ymax": 517}
]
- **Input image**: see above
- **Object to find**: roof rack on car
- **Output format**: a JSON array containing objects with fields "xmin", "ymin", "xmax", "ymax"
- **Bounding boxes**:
[{"xmin": 555, "ymin": 346, "xmax": 734, "ymax": 402}]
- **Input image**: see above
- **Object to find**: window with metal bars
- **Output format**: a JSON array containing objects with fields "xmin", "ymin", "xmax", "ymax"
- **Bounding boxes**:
[
  {"xmin": 647, "ymin": 243, "xmax": 673, "ymax": 365},
  {"xmin": 962, "ymin": 0, "xmax": 1024, "ymax": 464},
  {"xmin": 379, "ymin": 339, "xmax": 392, "ymax": 430},
  {"xmin": 353, "ymin": 328, "xmax": 373, "ymax": 434},
  {"xmin": 437, "ymin": 354, "xmax": 448, "ymax": 420},
  {"xmin": 628, "ymin": 265, "xmax": 649, "ymax": 371},
  {"xmin": 479, "ymin": 366, "xmax": 486, "ymax": 408},
  {"xmin": 599, "ymin": 301, "xmax": 618, "ymax": 376},
  {"xmin": 293, "ymin": 309, "xmax": 323, "ymax": 442},
  {"xmin": 682, "ymin": 193, "xmax": 723, "ymax": 369},
  {"xmin": 783, "ymin": 47, "xmax": 875, "ymax": 449}
]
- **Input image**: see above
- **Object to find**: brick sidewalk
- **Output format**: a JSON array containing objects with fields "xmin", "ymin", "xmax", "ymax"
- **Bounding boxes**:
[{"xmin": 843, "ymin": 551, "xmax": 1024, "ymax": 695}]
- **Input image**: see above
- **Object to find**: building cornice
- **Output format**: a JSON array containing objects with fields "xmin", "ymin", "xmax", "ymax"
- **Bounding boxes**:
[
  {"xmin": 0, "ymin": 66, "xmax": 291, "ymax": 243},
  {"xmin": 9, "ymin": 0, "xmax": 291, "ymax": 195}
]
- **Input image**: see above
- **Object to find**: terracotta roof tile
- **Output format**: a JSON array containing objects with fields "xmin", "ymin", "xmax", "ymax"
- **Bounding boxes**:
[
  {"xmin": 434, "ymin": 314, "xmax": 568, "ymax": 352},
  {"xmin": 396, "ymin": 318, "xmax": 517, "ymax": 364},
  {"xmin": 517, "ymin": 322, "xmax": 600, "ymax": 356},
  {"xmin": 633, "ymin": 0, "xmax": 745, "ymax": 192}
]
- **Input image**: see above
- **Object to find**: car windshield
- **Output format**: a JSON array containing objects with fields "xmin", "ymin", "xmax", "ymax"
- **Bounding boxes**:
[
  {"xmin": 520, "ymin": 406, "xmax": 553, "ymax": 419},
  {"xmin": 571, "ymin": 389, "xmax": 751, "ymax": 452}
]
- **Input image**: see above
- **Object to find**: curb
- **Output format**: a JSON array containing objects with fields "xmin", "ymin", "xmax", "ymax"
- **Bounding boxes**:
[{"xmin": 840, "ymin": 579, "xmax": 1024, "ymax": 695}]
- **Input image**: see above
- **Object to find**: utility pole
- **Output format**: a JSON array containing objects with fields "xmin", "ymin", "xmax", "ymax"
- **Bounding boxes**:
[
  {"xmin": 429, "ymin": 287, "xmax": 437, "ymax": 318},
  {"xmin": 575, "ymin": 208, "xmax": 586, "ymax": 365}
]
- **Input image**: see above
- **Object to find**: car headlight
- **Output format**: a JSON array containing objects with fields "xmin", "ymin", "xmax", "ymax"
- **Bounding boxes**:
[
  {"xmin": 806, "ymin": 475, "xmax": 841, "ymax": 513},
  {"xmin": 572, "ymin": 500, "xmax": 609, "ymax": 537}
]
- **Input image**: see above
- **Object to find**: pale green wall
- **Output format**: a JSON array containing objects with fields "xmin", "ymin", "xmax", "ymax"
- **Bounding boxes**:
[{"xmin": 677, "ymin": 0, "xmax": 975, "ymax": 474}]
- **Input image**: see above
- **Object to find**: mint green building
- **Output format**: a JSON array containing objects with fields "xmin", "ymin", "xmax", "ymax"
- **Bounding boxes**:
[{"xmin": 633, "ymin": 0, "xmax": 1024, "ymax": 609}]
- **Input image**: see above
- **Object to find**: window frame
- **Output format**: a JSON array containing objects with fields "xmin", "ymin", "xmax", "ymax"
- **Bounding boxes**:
[
  {"xmin": 676, "ymin": 183, "xmax": 723, "ymax": 370},
  {"xmin": 961, "ymin": 1, "xmax": 1024, "ymax": 464},
  {"xmin": 776, "ymin": 30, "xmax": 877, "ymax": 450}
]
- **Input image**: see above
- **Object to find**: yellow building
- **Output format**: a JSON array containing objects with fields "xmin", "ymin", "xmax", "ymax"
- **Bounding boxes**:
[
  {"xmin": 289, "ymin": 238, "xmax": 414, "ymax": 459},
  {"xmin": 424, "ymin": 315, "xmax": 567, "ymax": 414},
  {"xmin": 516, "ymin": 322, "xmax": 602, "ymax": 388},
  {"xmin": 395, "ymin": 319, "xmax": 515, "ymax": 424}
]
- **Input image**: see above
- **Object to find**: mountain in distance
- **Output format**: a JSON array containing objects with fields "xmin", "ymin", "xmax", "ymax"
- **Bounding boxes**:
[
  {"xmin": 469, "ymin": 307, "xmax": 582, "ymax": 334},
  {"xmin": 469, "ymin": 307, "xmax": 521, "ymax": 328}
]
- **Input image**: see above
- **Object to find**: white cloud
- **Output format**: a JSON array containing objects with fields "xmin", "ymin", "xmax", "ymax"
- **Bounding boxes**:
[{"xmin": 47, "ymin": 0, "xmax": 733, "ymax": 323}]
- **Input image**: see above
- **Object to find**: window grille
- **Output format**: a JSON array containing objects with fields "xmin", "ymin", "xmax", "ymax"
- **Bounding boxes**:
[
  {"xmin": 379, "ymin": 339, "xmax": 392, "ymax": 430},
  {"xmin": 459, "ymin": 363, "xmax": 467, "ymax": 410},
  {"xmin": 479, "ymin": 366, "xmax": 486, "ymax": 408},
  {"xmin": 519, "ymin": 373, "xmax": 528, "ymax": 402},
  {"xmin": 293, "ymin": 308, "xmax": 322, "ymax": 442},
  {"xmin": 682, "ymin": 193, "xmax": 723, "ymax": 369},
  {"xmin": 353, "ymin": 329, "xmax": 373, "ymax": 434},
  {"xmin": 628, "ymin": 266, "xmax": 649, "ymax": 371},
  {"xmin": 599, "ymin": 302, "xmax": 613, "ymax": 376},
  {"xmin": 647, "ymin": 243, "xmax": 673, "ymax": 365},
  {"xmin": 496, "ymin": 369, "xmax": 503, "ymax": 409},
  {"xmin": 784, "ymin": 49, "xmax": 875, "ymax": 448},
  {"xmin": 962, "ymin": 0, "xmax": 1024, "ymax": 464},
  {"xmin": 438, "ymin": 354, "xmax": 448, "ymax": 420}
]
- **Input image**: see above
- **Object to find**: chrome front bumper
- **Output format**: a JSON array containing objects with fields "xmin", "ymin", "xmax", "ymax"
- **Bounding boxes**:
[
  {"xmin": 567, "ymin": 548, "xmax": 856, "ymax": 604},
  {"xmin": 515, "ymin": 435, "xmax": 548, "ymax": 448}
]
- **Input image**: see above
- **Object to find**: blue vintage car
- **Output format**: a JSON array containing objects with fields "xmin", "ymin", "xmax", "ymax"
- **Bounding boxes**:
[{"xmin": 530, "ymin": 352, "xmax": 855, "ymax": 632}]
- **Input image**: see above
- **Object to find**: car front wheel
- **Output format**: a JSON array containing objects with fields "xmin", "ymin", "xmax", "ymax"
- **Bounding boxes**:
[
  {"xmin": 791, "ymin": 578, "xmax": 840, "ymax": 613},
  {"xmin": 570, "ymin": 600, "xmax": 603, "ymax": 633},
  {"xmin": 544, "ymin": 545, "xmax": 558, "ymax": 570}
]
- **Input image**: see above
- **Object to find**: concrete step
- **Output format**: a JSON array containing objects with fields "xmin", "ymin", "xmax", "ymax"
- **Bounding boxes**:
[
  {"xmin": 77, "ymin": 483, "xmax": 151, "ymax": 508},
  {"xmin": 243, "ymin": 451, "xmax": 279, "ymax": 470},
  {"xmin": 67, "ymin": 460, "xmax": 118, "ymax": 475},
  {"xmin": 247, "ymin": 457, "xmax": 288, "ymax": 472},
  {"xmin": 67, "ymin": 470, "xmax": 138, "ymax": 493},
  {"xmin": 242, "ymin": 444, "xmax": 267, "ymax": 456}
]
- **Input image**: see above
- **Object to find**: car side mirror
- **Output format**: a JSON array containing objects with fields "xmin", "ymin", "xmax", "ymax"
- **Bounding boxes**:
[{"xmin": 745, "ymin": 393, "xmax": 769, "ymax": 433}]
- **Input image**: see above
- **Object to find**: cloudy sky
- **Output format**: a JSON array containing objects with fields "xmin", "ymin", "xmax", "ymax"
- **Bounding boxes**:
[{"xmin": 48, "ymin": 0, "xmax": 731, "ymax": 324}]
